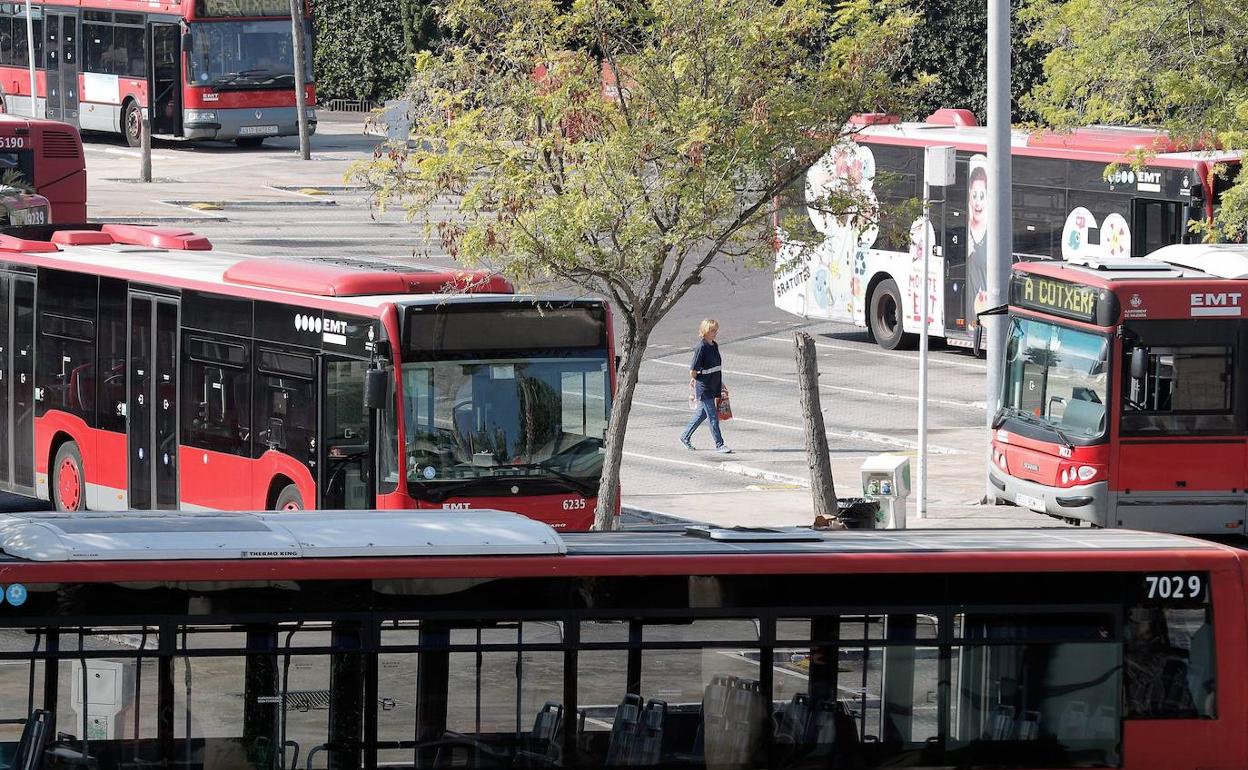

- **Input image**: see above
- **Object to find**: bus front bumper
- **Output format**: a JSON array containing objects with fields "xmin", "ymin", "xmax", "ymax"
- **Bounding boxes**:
[
  {"xmin": 989, "ymin": 470, "xmax": 1109, "ymax": 526},
  {"xmin": 182, "ymin": 107, "xmax": 317, "ymax": 142}
]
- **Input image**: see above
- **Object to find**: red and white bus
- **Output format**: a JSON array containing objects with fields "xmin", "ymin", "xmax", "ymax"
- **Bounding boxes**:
[
  {"xmin": 0, "ymin": 0, "xmax": 315, "ymax": 146},
  {"xmin": 0, "ymin": 114, "xmax": 84, "ymax": 221},
  {"xmin": 991, "ymin": 243, "xmax": 1248, "ymax": 534},
  {"xmin": 0, "ymin": 223, "xmax": 614, "ymax": 529},
  {"xmin": 0, "ymin": 510, "xmax": 1240, "ymax": 769},
  {"xmin": 774, "ymin": 109, "xmax": 1242, "ymax": 350}
]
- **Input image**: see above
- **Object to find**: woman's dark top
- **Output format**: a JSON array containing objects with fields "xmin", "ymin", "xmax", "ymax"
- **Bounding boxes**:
[{"xmin": 690, "ymin": 339, "xmax": 723, "ymax": 399}]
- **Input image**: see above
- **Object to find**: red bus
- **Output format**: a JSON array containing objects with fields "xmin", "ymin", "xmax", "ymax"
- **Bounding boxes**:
[
  {"xmin": 0, "ymin": 223, "xmax": 615, "ymax": 529},
  {"xmin": 774, "ymin": 109, "xmax": 1242, "ymax": 350},
  {"xmin": 0, "ymin": 115, "xmax": 84, "ymax": 221},
  {"xmin": 0, "ymin": 0, "xmax": 315, "ymax": 147},
  {"xmin": 992, "ymin": 244, "xmax": 1248, "ymax": 534},
  {"xmin": 0, "ymin": 511, "xmax": 1239, "ymax": 769}
]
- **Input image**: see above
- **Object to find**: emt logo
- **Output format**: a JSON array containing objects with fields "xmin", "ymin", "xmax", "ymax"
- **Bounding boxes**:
[{"xmin": 1190, "ymin": 292, "xmax": 1243, "ymax": 317}]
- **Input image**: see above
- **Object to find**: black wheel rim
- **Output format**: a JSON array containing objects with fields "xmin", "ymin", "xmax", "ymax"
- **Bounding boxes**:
[{"xmin": 878, "ymin": 294, "xmax": 899, "ymax": 337}]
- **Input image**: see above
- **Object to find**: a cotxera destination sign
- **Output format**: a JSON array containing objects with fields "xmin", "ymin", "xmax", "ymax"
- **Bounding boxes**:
[{"xmin": 1010, "ymin": 274, "xmax": 1116, "ymax": 325}]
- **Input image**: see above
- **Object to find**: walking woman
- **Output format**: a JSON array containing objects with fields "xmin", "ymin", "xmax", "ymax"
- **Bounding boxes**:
[{"xmin": 682, "ymin": 319, "xmax": 732, "ymax": 453}]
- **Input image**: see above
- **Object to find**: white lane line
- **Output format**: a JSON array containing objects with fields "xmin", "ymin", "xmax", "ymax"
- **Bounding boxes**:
[
  {"xmin": 631, "ymin": 398, "xmax": 963, "ymax": 454},
  {"xmin": 647, "ymin": 359, "xmax": 985, "ymax": 412},
  {"xmin": 623, "ymin": 450, "xmax": 727, "ymax": 472},
  {"xmin": 759, "ymin": 335, "xmax": 988, "ymax": 371}
]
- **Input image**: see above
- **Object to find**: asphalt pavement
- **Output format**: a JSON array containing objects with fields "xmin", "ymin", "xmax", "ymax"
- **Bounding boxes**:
[{"xmin": 75, "ymin": 111, "xmax": 1054, "ymax": 529}]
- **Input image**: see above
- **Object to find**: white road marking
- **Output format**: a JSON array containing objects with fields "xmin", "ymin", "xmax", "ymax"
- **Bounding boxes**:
[
  {"xmin": 648, "ymin": 359, "xmax": 985, "ymax": 411},
  {"xmin": 760, "ymin": 335, "xmax": 988, "ymax": 370}
]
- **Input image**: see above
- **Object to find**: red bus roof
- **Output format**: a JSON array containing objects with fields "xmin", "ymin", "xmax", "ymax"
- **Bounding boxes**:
[
  {"xmin": 852, "ymin": 112, "xmax": 1240, "ymax": 168},
  {"xmin": 27, "ymin": 0, "xmax": 306, "ymax": 20},
  {"xmin": 0, "ymin": 511, "xmax": 1234, "ymax": 584},
  {"xmin": 0, "ymin": 224, "xmax": 517, "ymax": 315}
]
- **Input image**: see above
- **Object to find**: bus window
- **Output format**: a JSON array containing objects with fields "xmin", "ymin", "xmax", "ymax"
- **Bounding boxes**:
[
  {"xmin": 1132, "ymin": 199, "xmax": 1186, "ymax": 256},
  {"xmin": 182, "ymin": 336, "xmax": 252, "ymax": 456},
  {"xmin": 1125, "ymin": 605, "xmax": 1216, "ymax": 718},
  {"xmin": 1121, "ymin": 321, "xmax": 1237, "ymax": 435},
  {"xmin": 322, "ymin": 358, "xmax": 371, "ymax": 509}
]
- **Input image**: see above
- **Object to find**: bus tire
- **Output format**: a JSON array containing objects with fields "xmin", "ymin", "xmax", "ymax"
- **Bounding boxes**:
[
  {"xmin": 274, "ymin": 484, "xmax": 304, "ymax": 511},
  {"xmin": 123, "ymin": 101, "xmax": 142, "ymax": 148},
  {"xmin": 868, "ymin": 279, "xmax": 914, "ymax": 350},
  {"xmin": 53, "ymin": 442, "xmax": 86, "ymax": 512},
  {"xmin": 236, "ymin": 137, "xmax": 264, "ymax": 148}
]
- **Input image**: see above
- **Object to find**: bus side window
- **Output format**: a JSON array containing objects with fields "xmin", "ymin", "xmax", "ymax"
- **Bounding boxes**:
[
  {"xmin": 1120, "ymin": 320, "xmax": 1237, "ymax": 435},
  {"xmin": 1124, "ymin": 605, "xmax": 1215, "ymax": 718}
]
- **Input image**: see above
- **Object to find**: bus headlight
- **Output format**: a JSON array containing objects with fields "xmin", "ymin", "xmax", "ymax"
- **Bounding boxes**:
[
  {"xmin": 185, "ymin": 109, "xmax": 217, "ymax": 123},
  {"xmin": 1077, "ymin": 465, "xmax": 1097, "ymax": 481}
]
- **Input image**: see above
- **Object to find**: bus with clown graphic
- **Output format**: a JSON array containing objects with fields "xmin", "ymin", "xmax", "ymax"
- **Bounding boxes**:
[{"xmin": 773, "ymin": 108, "xmax": 1242, "ymax": 351}]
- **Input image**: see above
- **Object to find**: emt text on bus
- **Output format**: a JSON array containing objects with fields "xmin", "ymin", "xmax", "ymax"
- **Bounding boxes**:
[
  {"xmin": 773, "ymin": 108, "xmax": 1242, "ymax": 351},
  {"xmin": 0, "ymin": 223, "xmax": 615, "ymax": 529},
  {"xmin": 993, "ymin": 242, "xmax": 1248, "ymax": 534},
  {"xmin": 0, "ymin": 511, "xmax": 1235, "ymax": 769},
  {"xmin": 0, "ymin": 0, "xmax": 316, "ymax": 147}
]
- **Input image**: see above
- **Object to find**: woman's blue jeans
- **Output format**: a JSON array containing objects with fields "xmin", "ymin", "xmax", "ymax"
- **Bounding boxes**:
[{"xmin": 682, "ymin": 396, "xmax": 724, "ymax": 448}]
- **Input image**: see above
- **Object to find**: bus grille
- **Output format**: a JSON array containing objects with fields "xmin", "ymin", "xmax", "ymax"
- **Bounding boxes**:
[{"xmin": 42, "ymin": 131, "xmax": 81, "ymax": 159}]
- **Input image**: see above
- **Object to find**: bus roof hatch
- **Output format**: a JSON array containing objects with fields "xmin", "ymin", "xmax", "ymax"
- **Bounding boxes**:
[{"xmin": 223, "ymin": 257, "xmax": 514, "ymax": 297}]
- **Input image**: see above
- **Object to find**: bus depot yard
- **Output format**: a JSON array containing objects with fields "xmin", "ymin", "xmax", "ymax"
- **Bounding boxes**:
[{"xmin": 65, "ymin": 111, "xmax": 1024, "ymax": 531}]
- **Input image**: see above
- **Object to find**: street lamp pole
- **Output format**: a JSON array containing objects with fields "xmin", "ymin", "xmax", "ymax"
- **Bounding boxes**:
[
  {"xmin": 984, "ymin": 0, "xmax": 1013, "ymax": 495},
  {"xmin": 24, "ymin": 0, "xmax": 38, "ymax": 118}
]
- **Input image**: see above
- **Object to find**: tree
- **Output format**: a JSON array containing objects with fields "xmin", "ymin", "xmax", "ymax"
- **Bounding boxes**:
[
  {"xmin": 350, "ymin": 0, "xmax": 920, "ymax": 530},
  {"xmin": 1024, "ymin": 0, "xmax": 1248, "ymax": 238},
  {"xmin": 311, "ymin": 0, "xmax": 418, "ymax": 103}
]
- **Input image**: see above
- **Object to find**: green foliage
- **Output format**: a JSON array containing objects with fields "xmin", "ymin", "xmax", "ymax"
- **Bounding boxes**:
[
  {"xmin": 312, "ymin": 0, "xmax": 435, "ymax": 103},
  {"xmin": 900, "ymin": 0, "xmax": 1046, "ymax": 122},
  {"xmin": 350, "ymin": 0, "xmax": 921, "ymax": 528},
  {"xmin": 1024, "ymin": 0, "xmax": 1248, "ymax": 239}
]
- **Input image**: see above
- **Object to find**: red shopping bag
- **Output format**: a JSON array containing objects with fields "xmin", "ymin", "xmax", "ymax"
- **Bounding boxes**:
[{"xmin": 716, "ymin": 391, "xmax": 733, "ymax": 421}]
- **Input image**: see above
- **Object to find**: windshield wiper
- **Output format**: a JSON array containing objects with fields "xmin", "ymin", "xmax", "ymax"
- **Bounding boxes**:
[
  {"xmin": 502, "ymin": 462, "xmax": 598, "ymax": 497},
  {"xmin": 995, "ymin": 405, "xmax": 1075, "ymax": 450}
]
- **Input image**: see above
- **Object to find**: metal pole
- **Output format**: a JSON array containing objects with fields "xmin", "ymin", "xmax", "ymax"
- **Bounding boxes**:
[
  {"xmin": 918, "ymin": 181, "xmax": 930, "ymax": 519},
  {"xmin": 140, "ymin": 107, "xmax": 152, "ymax": 182},
  {"xmin": 24, "ymin": 0, "xmax": 38, "ymax": 118},
  {"xmin": 288, "ymin": 0, "xmax": 311, "ymax": 160},
  {"xmin": 985, "ymin": 0, "xmax": 1013, "ymax": 495}
]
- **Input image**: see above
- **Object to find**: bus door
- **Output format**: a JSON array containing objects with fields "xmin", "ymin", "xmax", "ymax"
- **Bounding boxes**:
[
  {"xmin": 148, "ymin": 23, "xmax": 182, "ymax": 136},
  {"xmin": 127, "ymin": 294, "xmax": 179, "ymax": 510},
  {"xmin": 43, "ymin": 11, "xmax": 79, "ymax": 125},
  {"xmin": 1131, "ymin": 199, "xmax": 1186, "ymax": 256},
  {"xmin": 942, "ymin": 159, "xmax": 970, "ymax": 338},
  {"xmin": 0, "ymin": 275, "xmax": 35, "ymax": 494},
  {"xmin": 319, "ymin": 356, "xmax": 373, "ymax": 509}
]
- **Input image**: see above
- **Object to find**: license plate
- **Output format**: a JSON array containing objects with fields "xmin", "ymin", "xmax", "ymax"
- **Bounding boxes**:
[
  {"xmin": 238, "ymin": 125, "xmax": 279, "ymax": 136},
  {"xmin": 1015, "ymin": 493, "xmax": 1046, "ymax": 512}
]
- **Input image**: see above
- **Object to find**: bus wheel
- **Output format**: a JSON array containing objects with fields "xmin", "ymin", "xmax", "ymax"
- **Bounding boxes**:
[
  {"xmin": 53, "ymin": 442, "xmax": 85, "ymax": 512},
  {"xmin": 123, "ymin": 102, "xmax": 142, "ymax": 148},
  {"xmin": 274, "ymin": 484, "xmax": 304, "ymax": 511},
  {"xmin": 236, "ymin": 137, "xmax": 264, "ymax": 148},
  {"xmin": 868, "ymin": 279, "xmax": 915, "ymax": 350}
]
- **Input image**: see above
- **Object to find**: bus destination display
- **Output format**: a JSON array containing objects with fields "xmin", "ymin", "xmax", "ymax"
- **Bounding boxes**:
[
  {"xmin": 197, "ymin": 0, "xmax": 290, "ymax": 17},
  {"xmin": 1011, "ymin": 274, "xmax": 1109, "ymax": 324}
]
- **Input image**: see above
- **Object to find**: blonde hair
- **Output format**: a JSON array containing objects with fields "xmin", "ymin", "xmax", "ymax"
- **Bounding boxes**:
[{"xmin": 698, "ymin": 319, "xmax": 719, "ymax": 339}]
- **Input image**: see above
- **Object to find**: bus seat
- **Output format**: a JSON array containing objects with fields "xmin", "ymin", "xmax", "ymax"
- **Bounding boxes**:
[
  {"xmin": 1062, "ymin": 397, "xmax": 1105, "ymax": 435},
  {"xmin": 985, "ymin": 705, "xmax": 1016, "ymax": 741},
  {"xmin": 774, "ymin": 692, "xmax": 813, "ymax": 746},
  {"xmin": 1058, "ymin": 700, "xmax": 1089, "ymax": 739},
  {"xmin": 515, "ymin": 701, "xmax": 564, "ymax": 768},
  {"xmin": 1017, "ymin": 710, "xmax": 1041, "ymax": 740},
  {"xmin": 1091, "ymin": 706, "xmax": 1117, "ymax": 740},
  {"xmin": 3, "ymin": 709, "xmax": 53, "ymax": 770},
  {"xmin": 604, "ymin": 693, "xmax": 643, "ymax": 766},
  {"xmin": 50, "ymin": 230, "xmax": 114, "ymax": 246},
  {"xmin": 632, "ymin": 699, "xmax": 666, "ymax": 765}
]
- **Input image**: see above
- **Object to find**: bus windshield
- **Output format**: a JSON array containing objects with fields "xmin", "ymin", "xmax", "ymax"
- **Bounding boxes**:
[
  {"xmin": 400, "ymin": 357, "xmax": 609, "ymax": 495},
  {"xmin": 1001, "ymin": 316, "xmax": 1110, "ymax": 441},
  {"xmin": 186, "ymin": 20, "xmax": 313, "ymax": 88}
]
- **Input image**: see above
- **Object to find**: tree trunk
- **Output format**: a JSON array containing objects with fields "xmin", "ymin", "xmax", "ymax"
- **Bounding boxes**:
[
  {"xmin": 795, "ymin": 332, "xmax": 837, "ymax": 517},
  {"xmin": 593, "ymin": 335, "xmax": 647, "ymax": 531}
]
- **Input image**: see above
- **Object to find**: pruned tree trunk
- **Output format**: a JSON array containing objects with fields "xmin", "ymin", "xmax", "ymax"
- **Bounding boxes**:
[
  {"xmin": 593, "ymin": 335, "xmax": 647, "ymax": 530},
  {"xmin": 795, "ymin": 332, "xmax": 837, "ymax": 517}
]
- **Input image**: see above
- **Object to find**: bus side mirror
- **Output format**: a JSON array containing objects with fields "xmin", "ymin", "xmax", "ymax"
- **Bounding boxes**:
[
  {"xmin": 1130, "ymin": 348, "xmax": 1147, "ymax": 380},
  {"xmin": 364, "ymin": 369, "xmax": 389, "ymax": 410}
]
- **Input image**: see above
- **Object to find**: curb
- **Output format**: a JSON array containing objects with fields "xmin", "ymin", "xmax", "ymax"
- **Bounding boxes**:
[
  {"xmin": 620, "ymin": 505, "xmax": 699, "ymax": 527},
  {"xmin": 161, "ymin": 199, "xmax": 338, "ymax": 209}
]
